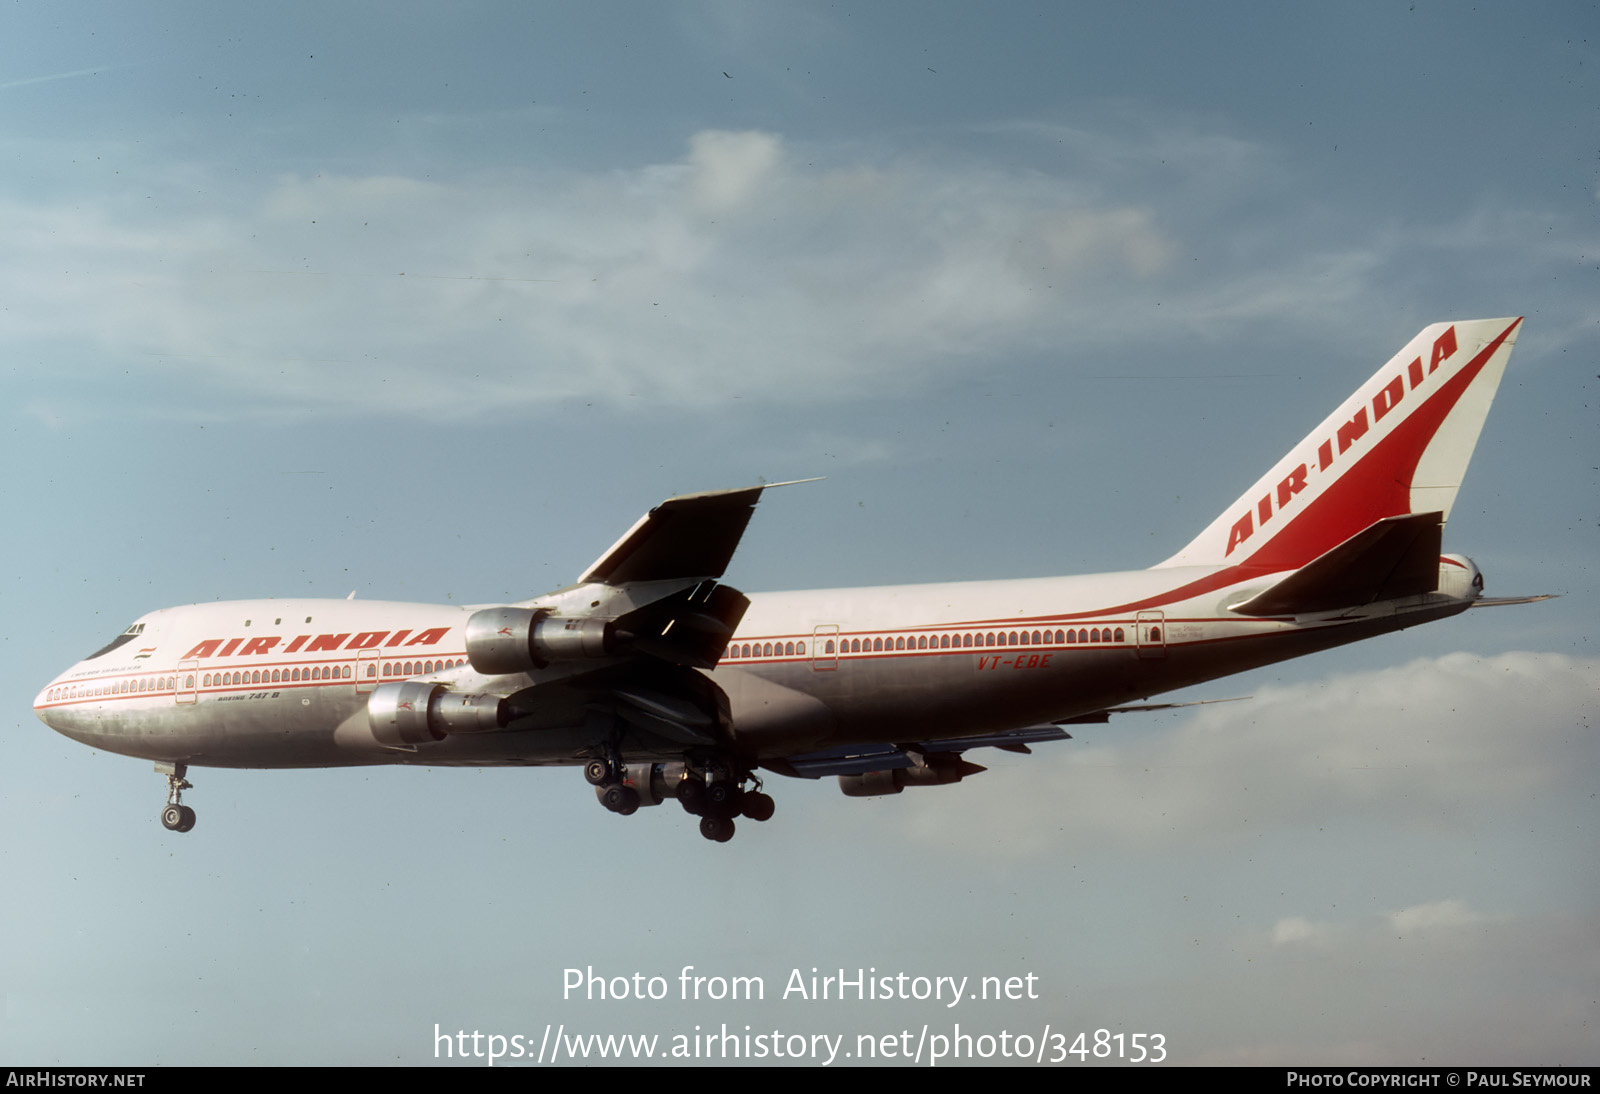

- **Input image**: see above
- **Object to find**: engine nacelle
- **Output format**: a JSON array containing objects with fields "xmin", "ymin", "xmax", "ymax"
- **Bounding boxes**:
[
  {"xmin": 837, "ymin": 755, "xmax": 987, "ymax": 797},
  {"xmin": 464, "ymin": 607, "xmax": 617, "ymax": 675},
  {"xmin": 367, "ymin": 681, "xmax": 507, "ymax": 747}
]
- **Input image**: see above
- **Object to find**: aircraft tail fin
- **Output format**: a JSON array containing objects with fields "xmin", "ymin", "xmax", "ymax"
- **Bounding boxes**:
[{"xmin": 1156, "ymin": 318, "xmax": 1522, "ymax": 573}]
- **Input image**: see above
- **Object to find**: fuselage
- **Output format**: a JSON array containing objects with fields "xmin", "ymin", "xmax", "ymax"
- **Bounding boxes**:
[{"xmin": 33, "ymin": 557, "xmax": 1480, "ymax": 775}]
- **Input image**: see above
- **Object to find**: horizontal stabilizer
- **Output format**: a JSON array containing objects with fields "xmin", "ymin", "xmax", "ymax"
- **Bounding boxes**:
[
  {"xmin": 1471, "ymin": 594, "xmax": 1561, "ymax": 608},
  {"xmin": 1229, "ymin": 512, "xmax": 1442, "ymax": 616}
]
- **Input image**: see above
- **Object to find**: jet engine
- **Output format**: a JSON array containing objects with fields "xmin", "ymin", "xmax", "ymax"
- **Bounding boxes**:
[
  {"xmin": 464, "ymin": 608, "xmax": 618, "ymax": 675},
  {"xmin": 837, "ymin": 754, "xmax": 987, "ymax": 797},
  {"xmin": 367, "ymin": 681, "xmax": 508, "ymax": 747}
]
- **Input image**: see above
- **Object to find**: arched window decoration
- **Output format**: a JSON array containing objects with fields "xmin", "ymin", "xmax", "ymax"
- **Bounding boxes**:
[
  {"xmin": 825, "ymin": 640, "xmax": 835, "ymax": 653},
  {"xmin": 784, "ymin": 642, "xmax": 795, "ymax": 655},
  {"xmin": 1150, "ymin": 626, "xmax": 1162, "ymax": 642},
  {"xmin": 985, "ymin": 633, "xmax": 995, "ymax": 647},
  {"xmin": 796, "ymin": 641, "xmax": 805, "ymax": 654},
  {"xmin": 894, "ymin": 636, "xmax": 904, "ymax": 650},
  {"xmin": 1114, "ymin": 627, "xmax": 1125, "ymax": 642},
  {"xmin": 1090, "ymin": 628, "xmax": 1100, "ymax": 642},
  {"xmin": 1066, "ymin": 631, "xmax": 1076, "ymax": 644},
  {"xmin": 1078, "ymin": 629, "xmax": 1089, "ymax": 643}
]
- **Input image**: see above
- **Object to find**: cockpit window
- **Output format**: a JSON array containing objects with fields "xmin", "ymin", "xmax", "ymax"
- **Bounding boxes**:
[{"xmin": 86, "ymin": 622, "xmax": 145, "ymax": 660}]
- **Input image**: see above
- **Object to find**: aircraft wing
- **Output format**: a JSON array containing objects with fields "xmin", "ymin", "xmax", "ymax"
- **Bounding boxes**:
[
  {"xmin": 578, "ymin": 486, "xmax": 767, "ymax": 585},
  {"xmin": 780, "ymin": 725, "xmax": 1074, "ymax": 778},
  {"xmin": 577, "ymin": 480, "xmax": 818, "ymax": 586}
]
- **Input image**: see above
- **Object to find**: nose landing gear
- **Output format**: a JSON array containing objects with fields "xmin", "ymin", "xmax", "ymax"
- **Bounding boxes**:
[{"xmin": 157, "ymin": 761, "xmax": 195, "ymax": 833}]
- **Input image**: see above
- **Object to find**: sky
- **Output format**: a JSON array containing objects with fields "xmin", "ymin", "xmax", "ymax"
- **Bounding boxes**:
[{"xmin": 2, "ymin": 0, "xmax": 1596, "ymax": 1067}]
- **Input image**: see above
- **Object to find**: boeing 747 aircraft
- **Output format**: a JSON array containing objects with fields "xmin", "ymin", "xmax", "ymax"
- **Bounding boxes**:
[{"xmin": 35, "ymin": 318, "xmax": 1541, "ymax": 842}]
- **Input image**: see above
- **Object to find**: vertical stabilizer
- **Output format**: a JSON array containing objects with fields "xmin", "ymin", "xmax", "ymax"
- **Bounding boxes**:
[{"xmin": 1156, "ymin": 318, "xmax": 1522, "ymax": 572}]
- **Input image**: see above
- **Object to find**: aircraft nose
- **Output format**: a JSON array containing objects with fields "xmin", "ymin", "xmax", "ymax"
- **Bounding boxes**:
[{"xmin": 35, "ymin": 684, "xmax": 61, "ymax": 727}]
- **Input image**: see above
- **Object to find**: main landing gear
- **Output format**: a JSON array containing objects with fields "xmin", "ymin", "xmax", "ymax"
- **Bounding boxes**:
[
  {"xmin": 585, "ymin": 756, "xmax": 775, "ymax": 843},
  {"xmin": 157, "ymin": 761, "xmax": 196, "ymax": 833}
]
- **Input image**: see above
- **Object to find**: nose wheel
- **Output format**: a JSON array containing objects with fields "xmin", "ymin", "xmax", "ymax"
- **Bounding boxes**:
[{"xmin": 157, "ymin": 761, "xmax": 196, "ymax": 833}]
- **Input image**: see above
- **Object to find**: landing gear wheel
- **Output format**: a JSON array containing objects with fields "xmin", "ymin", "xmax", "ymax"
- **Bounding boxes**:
[
  {"xmin": 161, "ymin": 804, "xmax": 184, "ymax": 831},
  {"xmin": 699, "ymin": 814, "xmax": 735, "ymax": 843},
  {"xmin": 583, "ymin": 759, "xmax": 612, "ymax": 786},
  {"xmin": 176, "ymin": 805, "xmax": 196, "ymax": 833},
  {"xmin": 742, "ymin": 791, "xmax": 775, "ymax": 822},
  {"xmin": 678, "ymin": 779, "xmax": 706, "ymax": 816},
  {"xmin": 705, "ymin": 781, "xmax": 743, "ymax": 815},
  {"xmin": 600, "ymin": 783, "xmax": 640, "ymax": 816}
]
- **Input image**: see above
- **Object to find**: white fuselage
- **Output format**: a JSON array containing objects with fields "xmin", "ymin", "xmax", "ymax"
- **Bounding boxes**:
[{"xmin": 33, "ymin": 562, "xmax": 1476, "ymax": 775}]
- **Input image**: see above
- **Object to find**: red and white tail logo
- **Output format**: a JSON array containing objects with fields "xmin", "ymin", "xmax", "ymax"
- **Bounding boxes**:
[{"xmin": 1157, "ymin": 317, "xmax": 1522, "ymax": 573}]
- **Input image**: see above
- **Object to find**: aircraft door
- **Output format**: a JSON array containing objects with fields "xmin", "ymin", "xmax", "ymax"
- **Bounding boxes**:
[
  {"xmin": 356, "ymin": 647, "xmax": 381, "ymax": 693},
  {"xmin": 1136, "ymin": 611, "xmax": 1166, "ymax": 659},
  {"xmin": 176, "ymin": 659, "xmax": 198, "ymax": 704},
  {"xmin": 812, "ymin": 624, "xmax": 838, "ymax": 671}
]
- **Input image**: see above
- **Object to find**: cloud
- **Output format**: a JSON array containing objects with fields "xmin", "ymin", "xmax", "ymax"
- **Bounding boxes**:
[
  {"xmin": 1387, "ymin": 899, "xmax": 1485, "ymax": 933},
  {"xmin": 0, "ymin": 128, "xmax": 1186, "ymax": 419},
  {"xmin": 869, "ymin": 651, "xmax": 1597, "ymax": 855},
  {"xmin": 3, "ymin": 122, "xmax": 1589, "ymax": 422}
]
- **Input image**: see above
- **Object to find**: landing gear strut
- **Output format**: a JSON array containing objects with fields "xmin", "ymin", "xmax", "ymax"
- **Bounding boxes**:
[{"xmin": 157, "ymin": 761, "xmax": 196, "ymax": 833}]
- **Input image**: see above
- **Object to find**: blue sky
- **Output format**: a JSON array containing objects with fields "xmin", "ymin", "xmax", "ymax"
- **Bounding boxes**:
[{"xmin": 2, "ymin": 1, "xmax": 1595, "ymax": 1066}]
